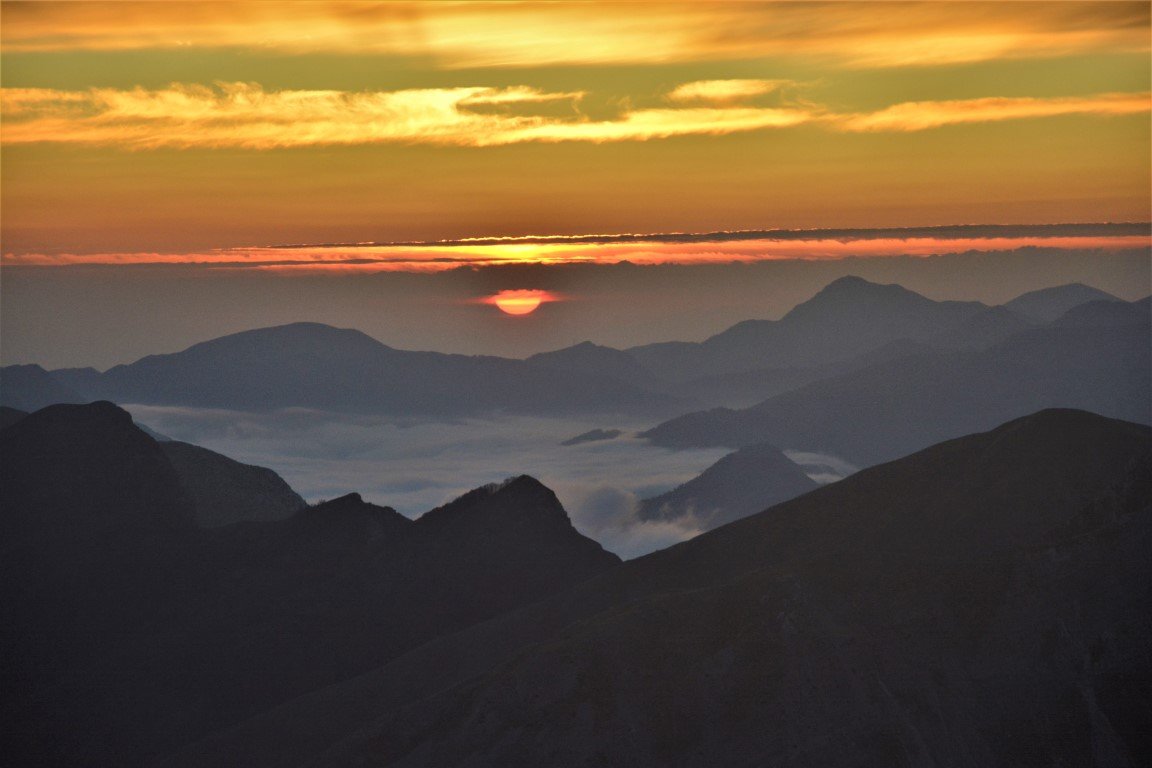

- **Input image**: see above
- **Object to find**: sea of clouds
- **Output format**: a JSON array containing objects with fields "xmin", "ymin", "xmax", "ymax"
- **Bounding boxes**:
[{"xmin": 126, "ymin": 405, "xmax": 853, "ymax": 559}]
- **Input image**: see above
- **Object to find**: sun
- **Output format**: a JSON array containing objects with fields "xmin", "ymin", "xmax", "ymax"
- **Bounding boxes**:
[{"xmin": 484, "ymin": 289, "xmax": 558, "ymax": 315}]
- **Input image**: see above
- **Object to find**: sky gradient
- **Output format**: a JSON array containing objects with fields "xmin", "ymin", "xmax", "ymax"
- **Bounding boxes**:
[{"xmin": 2, "ymin": 1, "xmax": 1150, "ymax": 260}]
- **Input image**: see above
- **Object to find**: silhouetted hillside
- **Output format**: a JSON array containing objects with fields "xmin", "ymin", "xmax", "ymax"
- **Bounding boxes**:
[
  {"xmin": 637, "ymin": 442, "xmax": 817, "ymax": 530},
  {"xmin": 165, "ymin": 410, "xmax": 1151, "ymax": 768},
  {"xmin": 0, "ymin": 406, "xmax": 28, "ymax": 431},
  {"xmin": 160, "ymin": 441, "xmax": 306, "ymax": 527},
  {"xmin": 1, "ymin": 402, "xmax": 619, "ymax": 767}
]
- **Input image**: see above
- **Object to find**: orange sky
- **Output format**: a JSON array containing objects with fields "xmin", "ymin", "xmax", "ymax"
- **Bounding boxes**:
[{"xmin": 1, "ymin": 1, "xmax": 1150, "ymax": 260}]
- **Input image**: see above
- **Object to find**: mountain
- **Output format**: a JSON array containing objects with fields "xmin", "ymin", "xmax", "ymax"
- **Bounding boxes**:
[
  {"xmin": 0, "ymin": 363, "xmax": 89, "ymax": 411},
  {"xmin": 527, "ymin": 341, "xmax": 663, "ymax": 391},
  {"xmin": 644, "ymin": 301, "xmax": 1151, "ymax": 465},
  {"xmin": 163, "ymin": 410, "xmax": 1152, "ymax": 768},
  {"xmin": 636, "ymin": 442, "xmax": 818, "ymax": 530},
  {"xmin": 46, "ymin": 322, "xmax": 684, "ymax": 418},
  {"xmin": 1, "ymin": 402, "xmax": 619, "ymax": 767},
  {"xmin": 628, "ymin": 276, "xmax": 987, "ymax": 382},
  {"xmin": 160, "ymin": 441, "xmax": 306, "ymax": 527},
  {"xmin": 0, "ymin": 406, "xmax": 28, "ymax": 431},
  {"xmin": 1003, "ymin": 282, "xmax": 1120, "ymax": 323},
  {"xmin": 928, "ymin": 305, "xmax": 1034, "ymax": 350},
  {"xmin": 1056, "ymin": 296, "xmax": 1150, "ymax": 327}
]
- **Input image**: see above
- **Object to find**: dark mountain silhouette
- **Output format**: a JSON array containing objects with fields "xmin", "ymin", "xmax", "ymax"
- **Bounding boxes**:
[
  {"xmin": 628, "ymin": 276, "xmax": 987, "ymax": 382},
  {"xmin": 0, "ymin": 405, "xmax": 28, "ymax": 430},
  {"xmin": 45, "ymin": 322, "xmax": 685, "ymax": 418},
  {"xmin": 164, "ymin": 410, "xmax": 1152, "ymax": 768},
  {"xmin": 0, "ymin": 363, "xmax": 88, "ymax": 411},
  {"xmin": 561, "ymin": 428, "xmax": 623, "ymax": 446},
  {"xmin": 644, "ymin": 300, "xmax": 1151, "ymax": 465},
  {"xmin": 1003, "ymin": 282, "xmax": 1120, "ymax": 322},
  {"xmin": 160, "ymin": 441, "xmax": 306, "ymax": 527},
  {"xmin": 636, "ymin": 442, "xmax": 818, "ymax": 530},
  {"xmin": 1, "ymin": 402, "xmax": 619, "ymax": 767}
]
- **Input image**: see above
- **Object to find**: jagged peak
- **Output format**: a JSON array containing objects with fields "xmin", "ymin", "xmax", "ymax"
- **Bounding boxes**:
[{"xmin": 417, "ymin": 475, "xmax": 567, "ymax": 528}]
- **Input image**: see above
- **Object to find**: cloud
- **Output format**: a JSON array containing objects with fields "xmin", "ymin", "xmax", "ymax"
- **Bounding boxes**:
[
  {"xmin": 3, "ymin": 82, "xmax": 1145, "ymax": 150},
  {"xmin": 840, "ymin": 92, "xmax": 1152, "ymax": 132},
  {"xmin": 4, "ymin": 224, "xmax": 1147, "ymax": 271},
  {"xmin": 0, "ymin": 82, "xmax": 817, "ymax": 149},
  {"xmin": 122, "ymin": 405, "xmax": 729, "ymax": 559},
  {"xmin": 3, "ymin": 2, "xmax": 1146, "ymax": 70},
  {"xmin": 667, "ymin": 79, "xmax": 791, "ymax": 104}
]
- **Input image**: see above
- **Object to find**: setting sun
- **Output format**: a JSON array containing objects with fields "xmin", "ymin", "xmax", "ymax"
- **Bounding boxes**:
[{"xmin": 485, "ymin": 289, "xmax": 557, "ymax": 315}]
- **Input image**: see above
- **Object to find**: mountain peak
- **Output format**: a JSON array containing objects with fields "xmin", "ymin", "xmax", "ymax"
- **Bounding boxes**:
[{"xmin": 1003, "ymin": 283, "xmax": 1120, "ymax": 323}]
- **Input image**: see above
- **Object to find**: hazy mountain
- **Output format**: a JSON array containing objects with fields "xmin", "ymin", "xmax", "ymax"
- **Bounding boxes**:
[
  {"xmin": 0, "ymin": 363, "xmax": 89, "ymax": 411},
  {"xmin": 160, "ymin": 441, "xmax": 306, "ymax": 527},
  {"xmin": 1055, "ymin": 295, "xmax": 1151, "ymax": 327},
  {"xmin": 527, "ymin": 341, "xmax": 663, "ymax": 391},
  {"xmin": 628, "ymin": 276, "xmax": 987, "ymax": 382},
  {"xmin": 45, "ymin": 322, "xmax": 684, "ymax": 418},
  {"xmin": 1, "ymin": 402, "xmax": 619, "ymax": 767},
  {"xmin": 928, "ymin": 305, "xmax": 1034, "ymax": 350},
  {"xmin": 163, "ymin": 409, "xmax": 1151, "ymax": 768},
  {"xmin": 1003, "ymin": 282, "xmax": 1120, "ymax": 323},
  {"xmin": 645, "ymin": 301, "xmax": 1151, "ymax": 465},
  {"xmin": 636, "ymin": 442, "xmax": 818, "ymax": 530},
  {"xmin": 674, "ymin": 337, "xmax": 935, "ymax": 409}
]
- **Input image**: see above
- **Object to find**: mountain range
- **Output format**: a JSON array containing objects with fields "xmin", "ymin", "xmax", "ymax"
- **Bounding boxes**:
[
  {"xmin": 23, "ymin": 323, "xmax": 689, "ymax": 418},
  {"xmin": 644, "ymin": 295, "xmax": 1151, "ymax": 465},
  {"xmin": 1, "ymin": 279, "xmax": 1132, "ymax": 421},
  {"xmin": 160, "ymin": 408, "xmax": 1152, "ymax": 768}
]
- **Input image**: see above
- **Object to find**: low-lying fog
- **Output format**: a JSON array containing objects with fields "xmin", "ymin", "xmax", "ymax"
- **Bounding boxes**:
[{"xmin": 126, "ymin": 405, "xmax": 851, "ymax": 558}]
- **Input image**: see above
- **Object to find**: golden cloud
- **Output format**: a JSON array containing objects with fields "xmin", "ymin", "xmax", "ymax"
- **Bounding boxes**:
[
  {"xmin": 841, "ymin": 92, "xmax": 1152, "ymax": 132},
  {"xmin": 1, "ymin": 82, "xmax": 1147, "ymax": 149},
  {"xmin": 666, "ymin": 80, "xmax": 792, "ymax": 104},
  {"xmin": 2, "ymin": 2, "xmax": 1147, "ymax": 69}
]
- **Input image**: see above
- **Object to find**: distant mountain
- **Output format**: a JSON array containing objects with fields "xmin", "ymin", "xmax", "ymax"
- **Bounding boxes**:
[
  {"xmin": 527, "ymin": 341, "xmax": 663, "ymax": 391},
  {"xmin": 1003, "ymin": 282, "xmax": 1120, "ymax": 323},
  {"xmin": 928, "ymin": 305, "xmax": 1034, "ymax": 349},
  {"xmin": 644, "ymin": 301, "xmax": 1151, "ymax": 465},
  {"xmin": 636, "ymin": 442, "xmax": 817, "ymax": 530},
  {"xmin": 0, "ymin": 363, "xmax": 89, "ymax": 411},
  {"xmin": 628, "ymin": 276, "xmax": 987, "ymax": 382},
  {"xmin": 1055, "ymin": 295, "xmax": 1151, "ymax": 327},
  {"xmin": 45, "ymin": 322, "xmax": 685, "ymax": 418},
  {"xmin": 164, "ymin": 410, "xmax": 1151, "ymax": 768},
  {"xmin": 160, "ymin": 441, "xmax": 306, "ymax": 527},
  {"xmin": 1, "ymin": 402, "xmax": 619, "ymax": 767}
]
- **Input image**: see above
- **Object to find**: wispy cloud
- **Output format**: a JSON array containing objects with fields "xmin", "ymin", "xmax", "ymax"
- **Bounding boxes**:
[
  {"xmin": 842, "ymin": 92, "xmax": 1152, "ymax": 132},
  {"xmin": 5, "ymin": 226, "xmax": 1148, "ymax": 272},
  {"xmin": 667, "ymin": 79, "xmax": 792, "ymax": 104},
  {"xmin": 3, "ymin": 2, "xmax": 1147, "ymax": 70},
  {"xmin": 2, "ymin": 82, "xmax": 1146, "ymax": 150}
]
